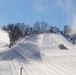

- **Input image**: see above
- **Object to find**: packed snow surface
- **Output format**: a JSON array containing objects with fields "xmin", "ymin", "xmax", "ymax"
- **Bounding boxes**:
[{"xmin": 0, "ymin": 33, "xmax": 76, "ymax": 75}]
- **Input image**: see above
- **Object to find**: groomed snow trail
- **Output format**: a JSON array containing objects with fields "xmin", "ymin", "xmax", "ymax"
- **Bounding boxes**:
[{"xmin": 0, "ymin": 33, "xmax": 76, "ymax": 75}]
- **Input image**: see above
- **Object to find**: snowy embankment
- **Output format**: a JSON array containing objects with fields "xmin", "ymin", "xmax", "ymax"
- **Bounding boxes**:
[{"xmin": 0, "ymin": 33, "xmax": 76, "ymax": 75}]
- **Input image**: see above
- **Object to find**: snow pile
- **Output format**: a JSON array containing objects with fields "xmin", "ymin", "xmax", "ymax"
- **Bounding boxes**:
[{"xmin": 0, "ymin": 28, "xmax": 10, "ymax": 47}]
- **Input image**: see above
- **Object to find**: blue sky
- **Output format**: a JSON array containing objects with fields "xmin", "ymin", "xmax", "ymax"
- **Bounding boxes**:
[{"xmin": 0, "ymin": 0, "xmax": 76, "ymax": 29}]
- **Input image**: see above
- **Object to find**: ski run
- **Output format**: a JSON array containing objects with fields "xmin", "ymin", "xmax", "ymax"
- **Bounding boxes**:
[{"xmin": 0, "ymin": 33, "xmax": 76, "ymax": 75}]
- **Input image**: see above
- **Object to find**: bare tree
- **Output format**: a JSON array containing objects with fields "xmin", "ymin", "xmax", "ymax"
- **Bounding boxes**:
[
  {"xmin": 64, "ymin": 25, "xmax": 71, "ymax": 34},
  {"xmin": 34, "ymin": 21, "xmax": 48, "ymax": 34}
]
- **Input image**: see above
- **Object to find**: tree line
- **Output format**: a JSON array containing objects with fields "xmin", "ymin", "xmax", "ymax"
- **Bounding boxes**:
[{"xmin": 2, "ymin": 21, "xmax": 71, "ymax": 44}]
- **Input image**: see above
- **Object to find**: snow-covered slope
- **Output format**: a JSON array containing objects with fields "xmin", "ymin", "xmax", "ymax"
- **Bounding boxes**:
[{"xmin": 0, "ymin": 33, "xmax": 76, "ymax": 75}]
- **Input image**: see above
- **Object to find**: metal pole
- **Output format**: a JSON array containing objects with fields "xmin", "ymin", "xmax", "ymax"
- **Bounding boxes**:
[{"xmin": 20, "ymin": 67, "xmax": 23, "ymax": 75}]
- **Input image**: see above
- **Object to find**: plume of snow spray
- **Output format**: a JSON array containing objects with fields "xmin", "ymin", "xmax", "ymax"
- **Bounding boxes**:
[
  {"xmin": 56, "ymin": 0, "xmax": 76, "ymax": 34},
  {"xmin": 71, "ymin": 16, "xmax": 76, "ymax": 34},
  {"xmin": 0, "ymin": 28, "xmax": 10, "ymax": 47}
]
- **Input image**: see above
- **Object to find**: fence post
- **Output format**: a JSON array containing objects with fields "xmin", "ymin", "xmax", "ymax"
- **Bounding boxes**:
[{"xmin": 20, "ymin": 67, "xmax": 23, "ymax": 75}]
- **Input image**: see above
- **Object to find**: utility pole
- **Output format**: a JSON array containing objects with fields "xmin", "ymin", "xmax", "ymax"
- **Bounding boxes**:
[{"xmin": 20, "ymin": 67, "xmax": 23, "ymax": 75}]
